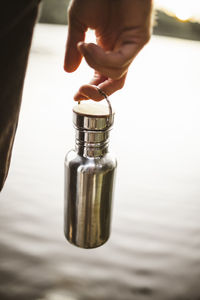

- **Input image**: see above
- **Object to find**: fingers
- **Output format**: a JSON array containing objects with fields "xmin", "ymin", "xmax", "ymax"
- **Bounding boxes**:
[
  {"xmin": 74, "ymin": 33, "xmax": 145, "ymax": 101},
  {"xmin": 64, "ymin": 14, "xmax": 87, "ymax": 72},
  {"xmin": 74, "ymin": 73, "xmax": 127, "ymax": 101},
  {"xmin": 78, "ymin": 41, "xmax": 141, "ymax": 80}
]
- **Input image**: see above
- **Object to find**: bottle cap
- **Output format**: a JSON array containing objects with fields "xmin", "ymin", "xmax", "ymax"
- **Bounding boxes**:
[{"xmin": 73, "ymin": 89, "xmax": 114, "ymax": 131}]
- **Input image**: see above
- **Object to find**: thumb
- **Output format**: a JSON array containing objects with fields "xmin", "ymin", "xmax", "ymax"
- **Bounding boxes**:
[{"xmin": 64, "ymin": 19, "xmax": 87, "ymax": 73}]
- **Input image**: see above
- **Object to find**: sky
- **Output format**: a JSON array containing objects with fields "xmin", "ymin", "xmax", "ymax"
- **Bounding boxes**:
[{"xmin": 155, "ymin": 0, "xmax": 200, "ymax": 22}]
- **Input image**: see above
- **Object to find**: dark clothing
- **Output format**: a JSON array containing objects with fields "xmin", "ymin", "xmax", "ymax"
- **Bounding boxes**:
[{"xmin": 0, "ymin": 1, "xmax": 40, "ymax": 190}]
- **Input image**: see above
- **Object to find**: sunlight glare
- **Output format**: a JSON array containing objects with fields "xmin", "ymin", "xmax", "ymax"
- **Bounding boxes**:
[
  {"xmin": 155, "ymin": 0, "xmax": 200, "ymax": 22},
  {"xmin": 175, "ymin": 8, "xmax": 192, "ymax": 21}
]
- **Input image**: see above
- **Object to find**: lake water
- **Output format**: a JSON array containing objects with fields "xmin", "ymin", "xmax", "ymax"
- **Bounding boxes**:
[{"xmin": 0, "ymin": 24, "xmax": 200, "ymax": 300}]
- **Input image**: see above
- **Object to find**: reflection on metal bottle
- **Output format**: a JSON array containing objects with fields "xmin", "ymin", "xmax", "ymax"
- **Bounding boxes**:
[{"xmin": 64, "ymin": 102, "xmax": 117, "ymax": 249}]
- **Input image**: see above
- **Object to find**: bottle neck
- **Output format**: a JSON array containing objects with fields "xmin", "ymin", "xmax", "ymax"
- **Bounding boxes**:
[{"xmin": 75, "ymin": 129, "xmax": 110, "ymax": 158}]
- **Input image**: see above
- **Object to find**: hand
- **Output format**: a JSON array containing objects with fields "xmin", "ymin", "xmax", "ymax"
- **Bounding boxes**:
[{"xmin": 64, "ymin": 0, "xmax": 153, "ymax": 101}]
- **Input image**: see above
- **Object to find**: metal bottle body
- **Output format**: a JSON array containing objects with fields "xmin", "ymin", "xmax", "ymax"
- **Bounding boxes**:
[
  {"xmin": 64, "ymin": 103, "xmax": 117, "ymax": 249},
  {"xmin": 64, "ymin": 148, "xmax": 117, "ymax": 249}
]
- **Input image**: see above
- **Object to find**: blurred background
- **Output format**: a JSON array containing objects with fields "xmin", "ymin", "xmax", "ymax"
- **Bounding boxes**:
[
  {"xmin": 39, "ymin": 0, "xmax": 200, "ymax": 40},
  {"xmin": 0, "ymin": 1, "xmax": 200, "ymax": 300}
]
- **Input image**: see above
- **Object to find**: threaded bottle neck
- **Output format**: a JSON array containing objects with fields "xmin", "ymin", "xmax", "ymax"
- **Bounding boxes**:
[{"xmin": 75, "ymin": 128, "xmax": 110, "ymax": 158}]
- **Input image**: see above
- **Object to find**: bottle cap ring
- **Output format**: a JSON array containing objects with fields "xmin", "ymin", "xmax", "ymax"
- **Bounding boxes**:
[{"xmin": 96, "ymin": 87, "xmax": 113, "ymax": 126}]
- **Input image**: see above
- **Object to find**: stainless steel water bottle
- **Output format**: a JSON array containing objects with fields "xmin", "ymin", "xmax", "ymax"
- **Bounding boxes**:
[{"xmin": 64, "ymin": 97, "xmax": 117, "ymax": 249}]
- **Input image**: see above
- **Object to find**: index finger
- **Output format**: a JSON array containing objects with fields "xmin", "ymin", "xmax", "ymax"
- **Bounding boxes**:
[{"xmin": 64, "ymin": 16, "xmax": 87, "ymax": 72}]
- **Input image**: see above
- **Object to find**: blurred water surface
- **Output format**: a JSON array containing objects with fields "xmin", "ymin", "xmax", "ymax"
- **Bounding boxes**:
[{"xmin": 0, "ymin": 24, "xmax": 200, "ymax": 300}]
